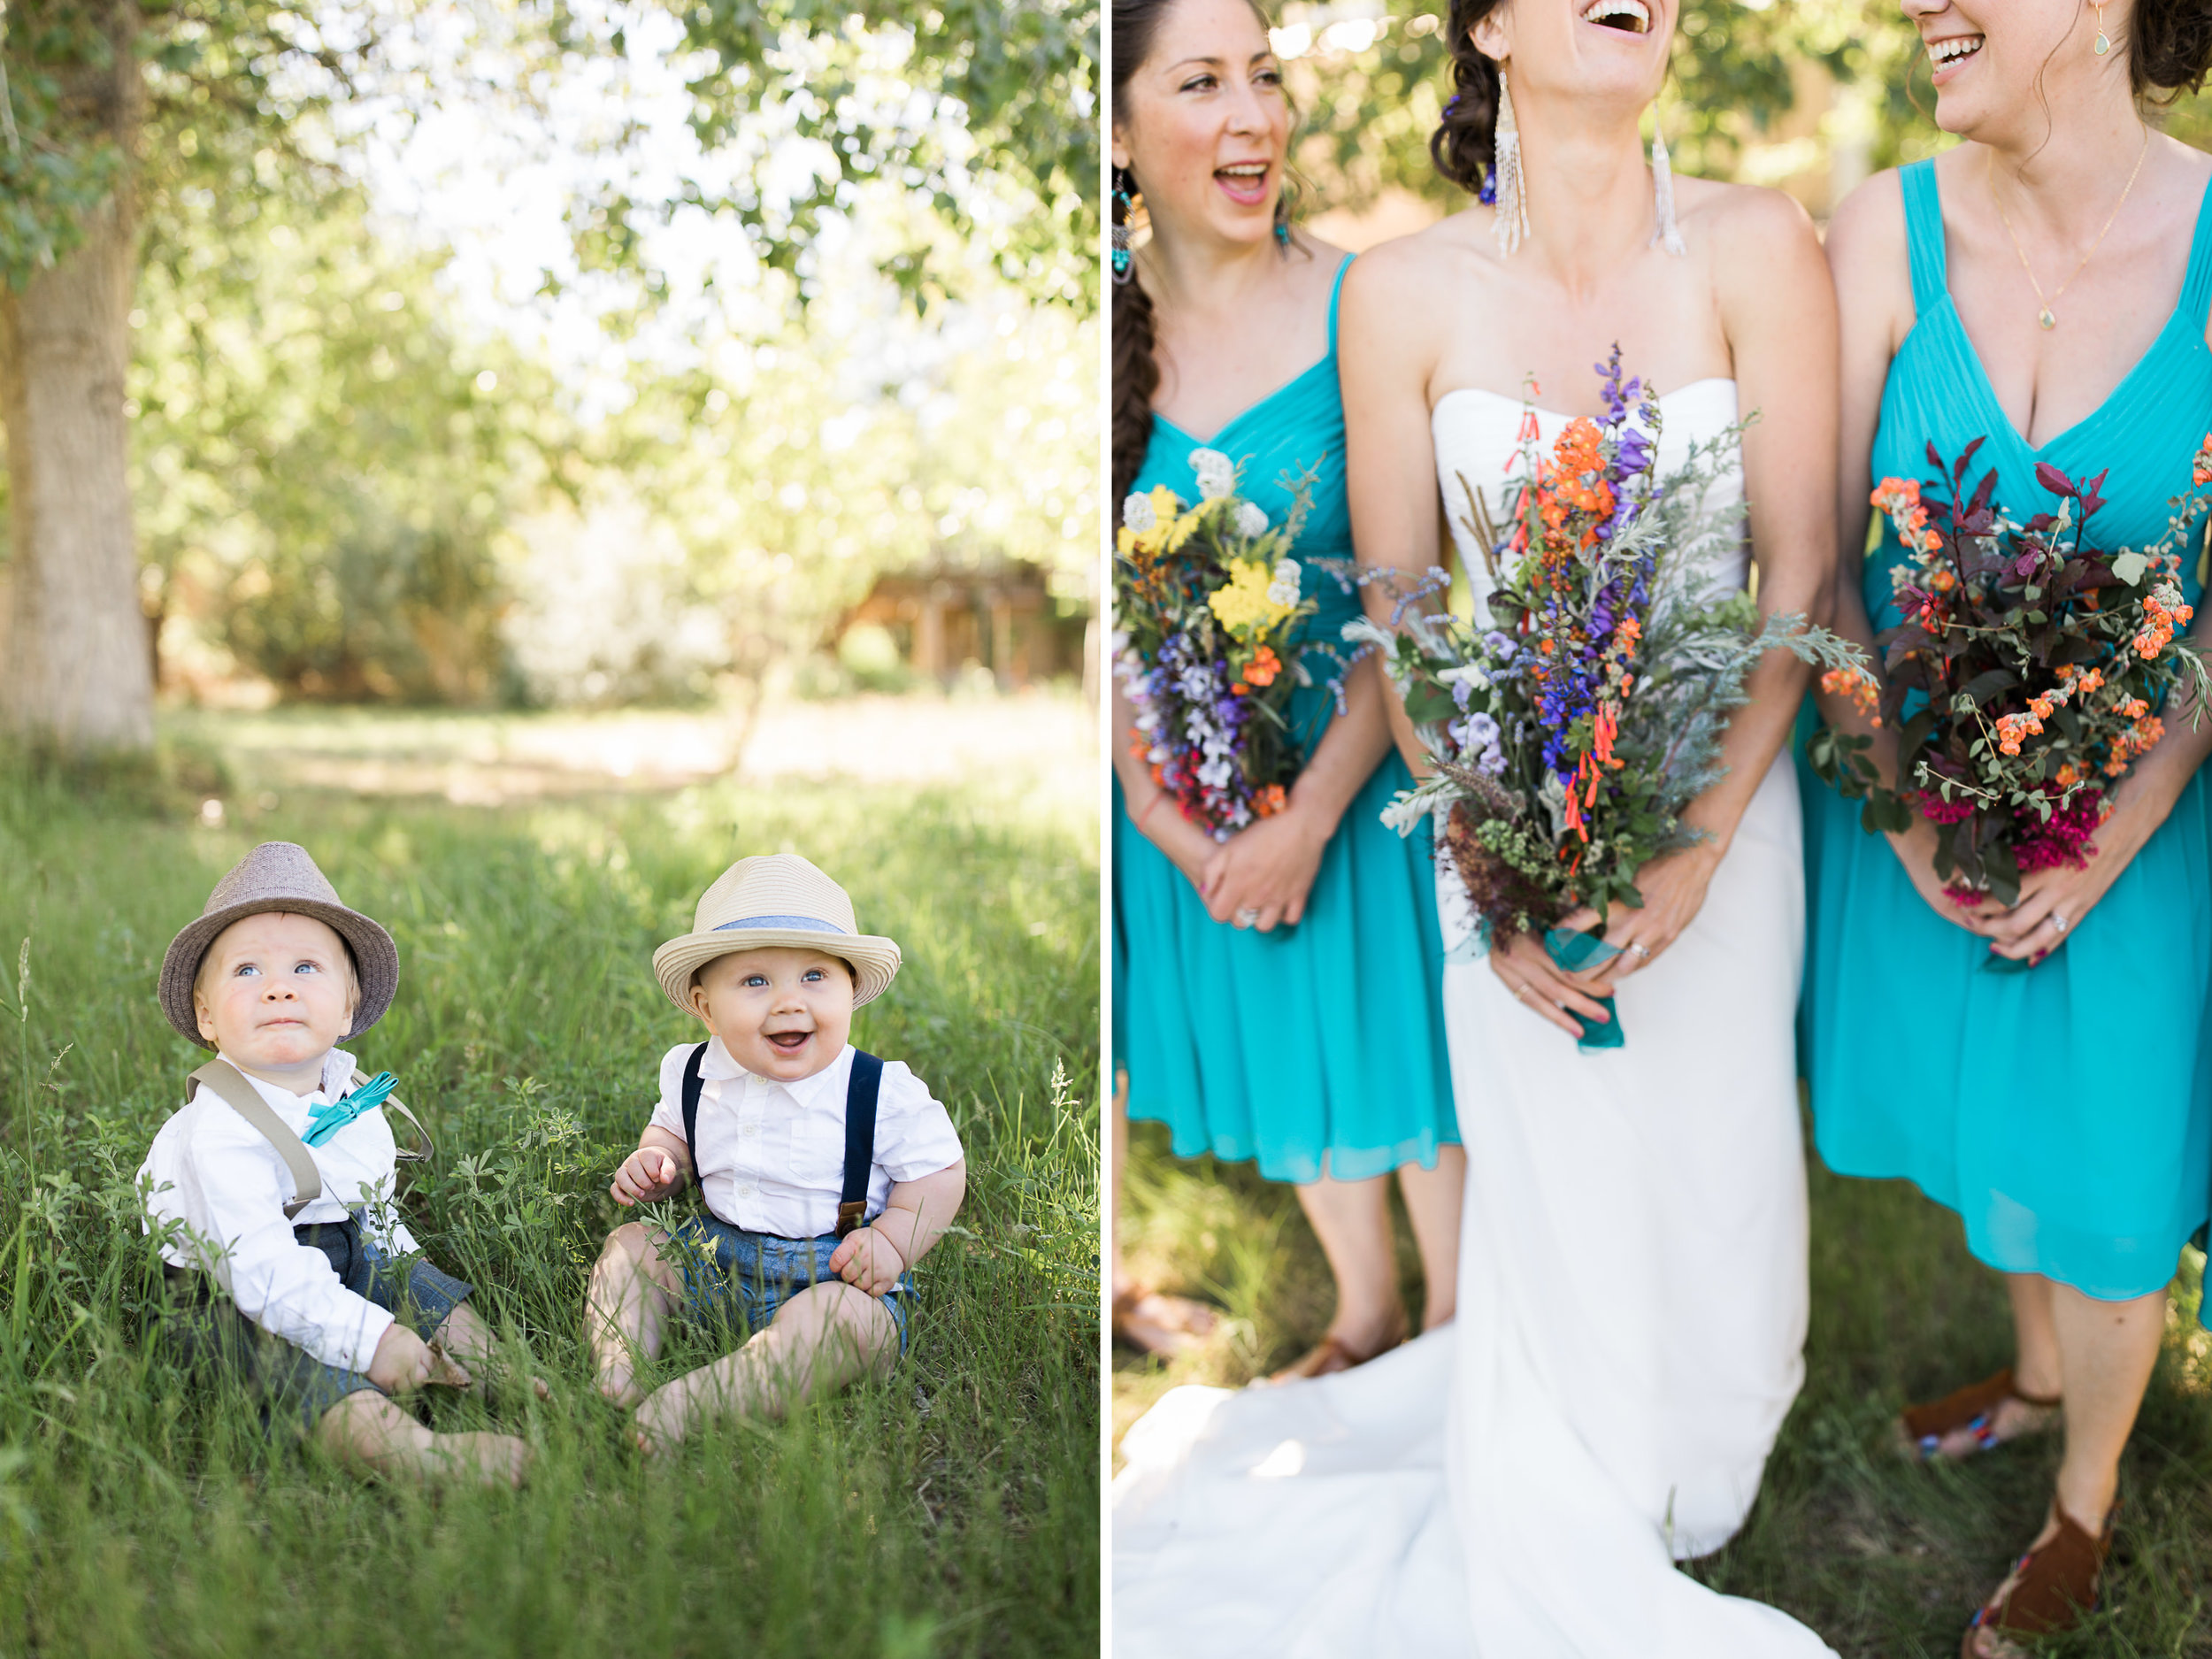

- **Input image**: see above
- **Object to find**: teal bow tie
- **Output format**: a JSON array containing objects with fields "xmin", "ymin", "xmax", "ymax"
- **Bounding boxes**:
[{"xmin": 303, "ymin": 1072, "xmax": 397, "ymax": 1148}]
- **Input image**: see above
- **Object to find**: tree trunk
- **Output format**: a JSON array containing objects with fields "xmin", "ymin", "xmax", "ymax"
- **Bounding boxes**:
[{"xmin": 0, "ymin": 0, "xmax": 150, "ymax": 753}]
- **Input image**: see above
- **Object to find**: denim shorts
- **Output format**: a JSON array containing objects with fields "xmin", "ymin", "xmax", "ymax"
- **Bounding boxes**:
[
  {"xmin": 664, "ymin": 1215, "xmax": 913, "ymax": 1354},
  {"xmin": 157, "ymin": 1215, "xmax": 473, "ymax": 1437}
]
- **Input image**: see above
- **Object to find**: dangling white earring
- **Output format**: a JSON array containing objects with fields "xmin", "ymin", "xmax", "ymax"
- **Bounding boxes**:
[
  {"xmin": 1649, "ymin": 109, "xmax": 1685, "ymax": 257},
  {"xmin": 1493, "ymin": 66, "xmax": 1530, "ymax": 257}
]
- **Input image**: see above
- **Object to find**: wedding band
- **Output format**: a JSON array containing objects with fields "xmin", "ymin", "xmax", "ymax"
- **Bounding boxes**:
[
  {"xmin": 1235, "ymin": 908, "xmax": 1262, "ymax": 928},
  {"xmin": 1627, "ymin": 943, "xmax": 1651, "ymax": 960},
  {"xmin": 2050, "ymin": 910, "xmax": 2069, "ymax": 935},
  {"xmin": 1512, "ymin": 981, "xmax": 1529, "ymax": 1003}
]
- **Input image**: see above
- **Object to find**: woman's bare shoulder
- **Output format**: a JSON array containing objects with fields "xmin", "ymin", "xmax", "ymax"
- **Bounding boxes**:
[
  {"xmin": 1680, "ymin": 175, "xmax": 1822, "ymax": 260},
  {"xmin": 1339, "ymin": 211, "xmax": 1492, "ymax": 311}
]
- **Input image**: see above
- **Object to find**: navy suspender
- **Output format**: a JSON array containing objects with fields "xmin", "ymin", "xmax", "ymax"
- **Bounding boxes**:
[
  {"xmin": 678, "ymin": 1044, "xmax": 882, "ymax": 1238},
  {"xmin": 837, "ymin": 1051, "xmax": 884, "ymax": 1239},
  {"xmin": 679, "ymin": 1041, "xmax": 710, "ymax": 1169}
]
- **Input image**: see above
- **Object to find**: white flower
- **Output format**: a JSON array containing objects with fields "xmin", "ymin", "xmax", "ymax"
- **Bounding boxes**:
[
  {"xmin": 1234, "ymin": 501, "xmax": 1269, "ymax": 539},
  {"xmin": 1123, "ymin": 494, "xmax": 1156, "ymax": 534},
  {"xmin": 1265, "ymin": 557, "xmax": 1301, "ymax": 606},
  {"xmin": 1191, "ymin": 449, "xmax": 1236, "ymax": 502},
  {"xmin": 1438, "ymin": 662, "xmax": 1490, "ymax": 692}
]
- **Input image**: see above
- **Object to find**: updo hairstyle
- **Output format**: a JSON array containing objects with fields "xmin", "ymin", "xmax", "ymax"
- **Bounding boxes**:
[
  {"xmin": 1428, "ymin": 0, "xmax": 1508, "ymax": 196},
  {"xmin": 2132, "ymin": 0, "xmax": 2212, "ymax": 96}
]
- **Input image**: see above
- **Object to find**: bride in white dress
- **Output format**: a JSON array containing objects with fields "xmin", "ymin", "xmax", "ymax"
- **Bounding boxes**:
[{"xmin": 1112, "ymin": 1, "xmax": 1842, "ymax": 1654}]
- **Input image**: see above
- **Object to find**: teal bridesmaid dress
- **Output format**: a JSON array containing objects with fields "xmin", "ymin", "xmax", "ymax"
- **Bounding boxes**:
[
  {"xmin": 1797, "ymin": 159, "xmax": 2212, "ymax": 1298},
  {"xmin": 1113, "ymin": 257, "xmax": 1457, "ymax": 1183}
]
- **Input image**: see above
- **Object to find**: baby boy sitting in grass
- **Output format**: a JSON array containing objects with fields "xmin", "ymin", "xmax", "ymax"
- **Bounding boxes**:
[
  {"xmin": 588, "ymin": 853, "xmax": 965, "ymax": 1448},
  {"xmin": 138, "ymin": 841, "xmax": 530, "ymax": 1486}
]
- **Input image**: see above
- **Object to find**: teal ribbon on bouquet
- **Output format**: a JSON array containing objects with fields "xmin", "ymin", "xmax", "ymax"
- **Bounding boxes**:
[
  {"xmin": 1545, "ymin": 928, "xmax": 1624, "ymax": 1052},
  {"xmin": 303, "ymin": 1071, "xmax": 398, "ymax": 1148}
]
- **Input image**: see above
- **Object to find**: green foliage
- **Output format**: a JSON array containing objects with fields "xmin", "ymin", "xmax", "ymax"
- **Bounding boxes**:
[
  {"xmin": 625, "ymin": 0, "xmax": 1099, "ymax": 307},
  {"xmin": 0, "ymin": 722, "xmax": 1099, "ymax": 1654}
]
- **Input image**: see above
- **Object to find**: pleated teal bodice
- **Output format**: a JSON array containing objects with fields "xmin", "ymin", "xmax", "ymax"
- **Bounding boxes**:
[
  {"xmin": 1113, "ymin": 257, "xmax": 1457, "ymax": 1182},
  {"xmin": 1796, "ymin": 158, "xmax": 2212, "ymax": 1296}
]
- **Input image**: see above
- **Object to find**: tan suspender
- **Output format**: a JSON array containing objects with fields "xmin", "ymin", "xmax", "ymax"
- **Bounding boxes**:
[
  {"xmin": 187, "ymin": 1061, "xmax": 321, "ymax": 1220},
  {"xmin": 184, "ymin": 1060, "xmax": 434, "ymax": 1221}
]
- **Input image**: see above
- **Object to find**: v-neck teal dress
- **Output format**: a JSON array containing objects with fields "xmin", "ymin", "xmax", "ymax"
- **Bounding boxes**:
[
  {"xmin": 1796, "ymin": 158, "xmax": 2212, "ymax": 1299},
  {"xmin": 1113, "ymin": 257, "xmax": 1457, "ymax": 1183}
]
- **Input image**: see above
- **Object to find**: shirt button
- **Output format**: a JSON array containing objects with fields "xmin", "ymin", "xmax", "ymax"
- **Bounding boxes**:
[
  {"xmin": 737, "ymin": 1182, "xmax": 757, "ymax": 1197},
  {"xmin": 741, "ymin": 1122, "xmax": 760, "ymax": 1137}
]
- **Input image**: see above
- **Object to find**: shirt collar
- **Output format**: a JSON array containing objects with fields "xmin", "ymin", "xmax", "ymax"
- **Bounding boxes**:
[
  {"xmin": 702, "ymin": 1034, "xmax": 853, "ymax": 1110},
  {"xmin": 212, "ymin": 1046, "xmax": 357, "ymax": 1109}
]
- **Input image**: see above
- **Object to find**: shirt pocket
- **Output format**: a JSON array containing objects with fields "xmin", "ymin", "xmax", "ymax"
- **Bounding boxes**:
[{"xmin": 787, "ymin": 1113, "xmax": 846, "ymax": 1190}]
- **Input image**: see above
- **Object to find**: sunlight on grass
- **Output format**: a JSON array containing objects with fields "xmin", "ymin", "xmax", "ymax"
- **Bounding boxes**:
[{"xmin": 0, "ymin": 709, "xmax": 1099, "ymax": 1658}]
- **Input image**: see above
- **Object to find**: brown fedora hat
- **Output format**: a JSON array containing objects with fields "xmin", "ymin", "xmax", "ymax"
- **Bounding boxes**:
[{"xmin": 158, "ymin": 842, "xmax": 400, "ymax": 1048}]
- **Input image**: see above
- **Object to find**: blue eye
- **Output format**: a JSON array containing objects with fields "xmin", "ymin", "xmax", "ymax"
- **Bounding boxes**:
[
  {"xmin": 234, "ymin": 964, "xmax": 260, "ymax": 979},
  {"xmin": 803, "ymin": 967, "xmax": 825, "ymax": 982},
  {"xmin": 743, "ymin": 973, "xmax": 768, "ymax": 987},
  {"xmin": 294, "ymin": 962, "xmax": 319, "ymax": 975}
]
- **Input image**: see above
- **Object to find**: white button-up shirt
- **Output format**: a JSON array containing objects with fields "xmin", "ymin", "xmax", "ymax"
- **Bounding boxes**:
[
  {"xmin": 137, "ymin": 1047, "xmax": 421, "ymax": 1375},
  {"xmin": 647, "ymin": 1037, "xmax": 964, "ymax": 1239}
]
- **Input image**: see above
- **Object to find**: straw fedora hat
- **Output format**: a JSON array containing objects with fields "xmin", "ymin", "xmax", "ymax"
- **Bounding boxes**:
[
  {"xmin": 652, "ymin": 854, "xmax": 901, "ymax": 1012},
  {"xmin": 159, "ymin": 841, "xmax": 400, "ymax": 1048}
]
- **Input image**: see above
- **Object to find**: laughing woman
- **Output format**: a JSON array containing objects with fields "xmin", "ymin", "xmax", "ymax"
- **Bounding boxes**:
[
  {"xmin": 1109, "ymin": 0, "xmax": 1463, "ymax": 1379},
  {"xmin": 1802, "ymin": 0, "xmax": 2212, "ymax": 1649}
]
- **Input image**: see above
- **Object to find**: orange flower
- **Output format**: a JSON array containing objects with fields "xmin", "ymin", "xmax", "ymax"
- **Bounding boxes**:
[
  {"xmin": 1243, "ymin": 646, "xmax": 1282, "ymax": 687},
  {"xmin": 2195, "ymin": 432, "xmax": 2212, "ymax": 488},
  {"xmin": 1253, "ymin": 784, "xmax": 1287, "ymax": 818}
]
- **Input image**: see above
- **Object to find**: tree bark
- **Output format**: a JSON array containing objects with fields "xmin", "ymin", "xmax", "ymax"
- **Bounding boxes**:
[{"xmin": 0, "ymin": 0, "xmax": 150, "ymax": 753}]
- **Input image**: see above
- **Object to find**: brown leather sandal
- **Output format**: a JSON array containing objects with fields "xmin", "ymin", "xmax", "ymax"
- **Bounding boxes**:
[
  {"xmin": 1961, "ymin": 1501, "xmax": 2117, "ymax": 1658},
  {"xmin": 1259, "ymin": 1313, "xmax": 1407, "ymax": 1386},
  {"xmin": 1111, "ymin": 1284, "xmax": 1218, "ymax": 1358},
  {"xmin": 1898, "ymin": 1366, "xmax": 2062, "ymax": 1461}
]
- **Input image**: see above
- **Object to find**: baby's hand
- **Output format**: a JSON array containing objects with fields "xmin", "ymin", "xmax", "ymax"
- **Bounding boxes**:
[
  {"xmin": 611, "ymin": 1147, "xmax": 684, "ymax": 1206},
  {"xmin": 828, "ymin": 1226, "xmax": 906, "ymax": 1298},
  {"xmin": 366, "ymin": 1322, "xmax": 436, "ymax": 1394}
]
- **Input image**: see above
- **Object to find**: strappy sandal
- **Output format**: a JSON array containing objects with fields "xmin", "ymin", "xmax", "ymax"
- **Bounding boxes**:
[
  {"xmin": 1961, "ymin": 1501, "xmax": 2118, "ymax": 1658},
  {"xmin": 1112, "ymin": 1284, "xmax": 1218, "ymax": 1358},
  {"xmin": 1257, "ymin": 1312, "xmax": 1407, "ymax": 1386},
  {"xmin": 1897, "ymin": 1366, "xmax": 2062, "ymax": 1461}
]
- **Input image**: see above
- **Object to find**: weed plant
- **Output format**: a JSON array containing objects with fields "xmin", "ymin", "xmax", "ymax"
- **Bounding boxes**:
[
  {"xmin": 1118, "ymin": 1115, "xmax": 2212, "ymax": 1656},
  {"xmin": 0, "ymin": 749, "xmax": 1099, "ymax": 1658}
]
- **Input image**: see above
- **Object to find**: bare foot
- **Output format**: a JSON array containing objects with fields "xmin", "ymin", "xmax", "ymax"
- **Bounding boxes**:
[
  {"xmin": 631, "ymin": 1382, "xmax": 687, "ymax": 1455},
  {"xmin": 419, "ymin": 1431, "xmax": 534, "ymax": 1488},
  {"xmin": 1924, "ymin": 1394, "xmax": 2062, "ymax": 1461},
  {"xmin": 595, "ymin": 1359, "xmax": 646, "ymax": 1411}
]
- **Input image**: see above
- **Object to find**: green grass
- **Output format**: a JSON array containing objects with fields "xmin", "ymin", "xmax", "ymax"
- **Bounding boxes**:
[
  {"xmin": 0, "ymin": 718, "xmax": 1099, "ymax": 1658},
  {"xmin": 1118, "ymin": 1116, "xmax": 2212, "ymax": 1656}
]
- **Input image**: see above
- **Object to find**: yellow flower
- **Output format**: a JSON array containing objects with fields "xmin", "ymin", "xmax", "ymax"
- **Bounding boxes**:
[{"xmin": 1209, "ymin": 558, "xmax": 1296, "ymax": 637}]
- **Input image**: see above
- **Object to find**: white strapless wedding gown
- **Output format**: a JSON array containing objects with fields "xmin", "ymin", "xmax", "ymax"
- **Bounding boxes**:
[{"xmin": 1113, "ymin": 380, "xmax": 1834, "ymax": 1659}]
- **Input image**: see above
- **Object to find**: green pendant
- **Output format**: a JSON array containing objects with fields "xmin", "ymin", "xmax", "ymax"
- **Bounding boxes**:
[
  {"xmin": 2039, "ymin": 307, "xmax": 2057, "ymax": 329},
  {"xmin": 2094, "ymin": 30, "xmax": 2111, "ymax": 53}
]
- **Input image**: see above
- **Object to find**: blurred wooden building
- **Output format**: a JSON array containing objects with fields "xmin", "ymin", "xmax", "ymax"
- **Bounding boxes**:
[{"xmin": 837, "ymin": 551, "xmax": 1091, "ymax": 689}]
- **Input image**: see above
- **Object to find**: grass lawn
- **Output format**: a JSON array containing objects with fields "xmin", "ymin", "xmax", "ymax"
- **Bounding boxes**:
[
  {"xmin": 0, "ymin": 701, "xmax": 1099, "ymax": 1659},
  {"xmin": 1117, "ymin": 1114, "xmax": 2212, "ymax": 1656}
]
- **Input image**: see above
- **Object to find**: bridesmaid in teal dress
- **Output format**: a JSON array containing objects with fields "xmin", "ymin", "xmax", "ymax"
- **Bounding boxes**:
[
  {"xmin": 1800, "ymin": 2, "xmax": 2212, "ymax": 1647},
  {"xmin": 1108, "ymin": 0, "xmax": 1460, "ymax": 1379}
]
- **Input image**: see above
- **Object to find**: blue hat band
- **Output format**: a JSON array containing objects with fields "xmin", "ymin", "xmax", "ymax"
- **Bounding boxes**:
[{"xmin": 711, "ymin": 913, "xmax": 850, "ymax": 935}]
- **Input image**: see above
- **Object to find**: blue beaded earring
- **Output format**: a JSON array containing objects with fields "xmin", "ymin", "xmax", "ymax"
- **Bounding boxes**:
[{"xmin": 1112, "ymin": 167, "xmax": 1137, "ymax": 285}]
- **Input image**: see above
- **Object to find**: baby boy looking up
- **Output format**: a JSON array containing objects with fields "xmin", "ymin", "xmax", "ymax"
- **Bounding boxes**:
[
  {"xmin": 139, "ymin": 842, "xmax": 529, "ymax": 1486},
  {"xmin": 588, "ymin": 854, "xmax": 964, "ymax": 1448}
]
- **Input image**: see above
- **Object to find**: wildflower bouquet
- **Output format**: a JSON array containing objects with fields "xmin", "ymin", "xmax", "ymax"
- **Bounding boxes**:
[
  {"xmin": 1114, "ymin": 447, "xmax": 1321, "ymax": 839},
  {"xmin": 1353, "ymin": 350, "xmax": 1869, "ymax": 1046},
  {"xmin": 1809, "ymin": 435, "xmax": 2212, "ymax": 917}
]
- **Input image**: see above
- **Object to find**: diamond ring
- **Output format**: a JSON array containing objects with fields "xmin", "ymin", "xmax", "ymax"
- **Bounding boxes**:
[
  {"xmin": 1235, "ymin": 908, "xmax": 1262, "ymax": 928},
  {"xmin": 1627, "ymin": 943, "xmax": 1651, "ymax": 961},
  {"xmin": 2050, "ymin": 909, "xmax": 2069, "ymax": 935}
]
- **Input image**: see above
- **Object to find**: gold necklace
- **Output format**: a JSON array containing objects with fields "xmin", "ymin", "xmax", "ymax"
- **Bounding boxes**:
[{"xmin": 1988, "ymin": 127, "xmax": 2149, "ymax": 330}]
